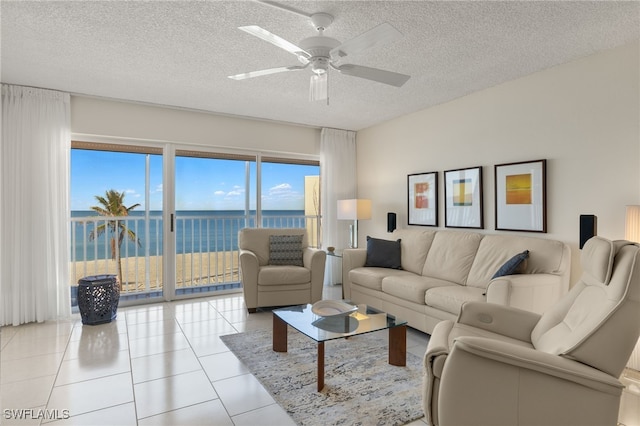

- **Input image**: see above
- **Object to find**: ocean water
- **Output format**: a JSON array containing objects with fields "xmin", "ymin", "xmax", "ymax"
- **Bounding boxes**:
[{"xmin": 71, "ymin": 210, "xmax": 308, "ymax": 261}]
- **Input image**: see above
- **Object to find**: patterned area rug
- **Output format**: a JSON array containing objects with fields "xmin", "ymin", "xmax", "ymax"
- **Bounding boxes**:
[{"xmin": 220, "ymin": 327, "xmax": 424, "ymax": 426}]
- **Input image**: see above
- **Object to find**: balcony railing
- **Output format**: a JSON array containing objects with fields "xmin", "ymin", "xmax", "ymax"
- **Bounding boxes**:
[{"xmin": 70, "ymin": 212, "xmax": 321, "ymax": 299}]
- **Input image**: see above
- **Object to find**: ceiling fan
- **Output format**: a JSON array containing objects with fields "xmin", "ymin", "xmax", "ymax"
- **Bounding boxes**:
[{"xmin": 228, "ymin": 2, "xmax": 411, "ymax": 102}]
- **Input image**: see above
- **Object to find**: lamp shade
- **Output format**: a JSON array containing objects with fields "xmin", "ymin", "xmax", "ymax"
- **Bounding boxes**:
[
  {"xmin": 625, "ymin": 205, "xmax": 640, "ymax": 243},
  {"xmin": 337, "ymin": 199, "xmax": 372, "ymax": 220}
]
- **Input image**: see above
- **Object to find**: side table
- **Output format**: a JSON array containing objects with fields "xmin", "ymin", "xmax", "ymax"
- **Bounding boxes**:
[
  {"xmin": 77, "ymin": 275, "xmax": 120, "ymax": 325},
  {"xmin": 326, "ymin": 250, "xmax": 344, "ymax": 297}
]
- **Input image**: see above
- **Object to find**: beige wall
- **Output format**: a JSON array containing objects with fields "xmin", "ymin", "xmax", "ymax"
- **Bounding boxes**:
[
  {"xmin": 71, "ymin": 96, "xmax": 321, "ymax": 155},
  {"xmin": 356, "ymin": 42, "xmax": 640, "ymax": 284}
]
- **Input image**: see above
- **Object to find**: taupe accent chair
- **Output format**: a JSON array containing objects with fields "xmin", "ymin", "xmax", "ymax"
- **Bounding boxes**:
[
  {"xmin": 423, "ymin": 236, "xmax": 640, "ymax": 426},
  {"xmin": 238, "ymin": 228, "xmax": 326, "ymax": 313}
]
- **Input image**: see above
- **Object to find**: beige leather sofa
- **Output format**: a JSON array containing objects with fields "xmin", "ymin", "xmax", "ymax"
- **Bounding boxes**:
[
  {"xmin": 239, "ymin": 228, "xmax": 326, "ymax": 312},
  {"xmin": 423, "ymin": 236, "xmax": 640, "ymax": 426},
  {"xmin": 342, "ymin": 229, "xmax": 571, "ymax": 334}
]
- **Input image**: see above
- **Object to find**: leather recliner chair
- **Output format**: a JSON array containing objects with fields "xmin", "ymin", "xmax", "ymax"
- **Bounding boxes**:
[{"xmin": 423, "ymin": 236, "xmax": 640, "ymax": 426}]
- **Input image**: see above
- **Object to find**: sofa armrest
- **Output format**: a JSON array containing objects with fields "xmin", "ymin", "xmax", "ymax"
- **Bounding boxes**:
[
  {"xmin": 486, "ymin": 273, "xmax": 566, "ymax": 314},
  {"xmin": 304, "ymin": 247, "xmax": 327, "ymax": 303},
  {"xmin": 457, "ymin": 301, "xmax": 541, "ymax": 342},
  {"xmin": 239, "ymin": 249, "xmax": 259, "ymax": 309},
  {"xmin": 342, "ymin": 248, "xmax": 367, "ymax": 298}
]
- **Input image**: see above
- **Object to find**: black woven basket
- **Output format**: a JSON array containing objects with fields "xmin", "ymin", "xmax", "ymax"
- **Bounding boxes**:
[{"xmin": 77, "ymin": 275, "xmax": 120, "ymax": 325}]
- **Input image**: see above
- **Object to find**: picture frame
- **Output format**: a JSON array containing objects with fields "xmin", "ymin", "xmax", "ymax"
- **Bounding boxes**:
[
  {"xmin": 495, "ymin": 159, "xmax": 547, "ymax": 232},
  {"xmin": 444, "ymin": 166, "xmax": 483, "ymax": 229},
  {"xmin": 408, "ymin": 172, "xmax": 438, "ymax": 226}
]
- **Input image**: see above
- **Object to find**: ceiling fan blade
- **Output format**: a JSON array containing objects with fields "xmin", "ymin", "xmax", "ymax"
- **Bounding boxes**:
[
  {"xmin": 228, "ymin": 65, "xmax": 305, "ymax": 80},
  {"xmin": 330, "ymin": 23, "xmax": 402, "ymax": 60},
  {"xmin": 239, "ymin": 26, "xmax": 310, "ymax": 60},
  {"xmin": 336, "ymin": 64, "xmax": 410, "ymax": 87}
]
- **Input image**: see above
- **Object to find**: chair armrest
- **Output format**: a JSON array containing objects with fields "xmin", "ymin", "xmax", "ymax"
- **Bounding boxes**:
[
  {"xmin": 425, "ymin": 320, "xmax": 455, "ymax": 363},
  {"xmin": 304, "ymin": 248, "xmax": 326, "ymax": 303},
  {"xmin": 423, "ymin": 320, "xmax": 455, "ymax": 426},
  {"xmin": 342, "ymin": 248, "xmax": 367, "ymax": 298},
  {"xmin": 303, "ymin": 247, "xmax": 325, "ymax": 268},
  {"xmin": 239, "ymin": 249, "xmax": 259, "ymax": 309},
  {"xmin": 456, "ymin": 301, "xmax": 541, "ymax": 342},
  {"xmin": 451, "ymin": 336, "xmax": 623, "ymax": 394}
]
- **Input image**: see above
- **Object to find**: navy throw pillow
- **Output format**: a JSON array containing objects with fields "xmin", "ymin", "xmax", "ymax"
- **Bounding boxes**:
[
  {"xmin": 492, "ymin": 250, "xmax": 529, "ymax": 279},
  {"xmin": 364, "ymin": 236, "xmax": 402, "ymax": 269}
]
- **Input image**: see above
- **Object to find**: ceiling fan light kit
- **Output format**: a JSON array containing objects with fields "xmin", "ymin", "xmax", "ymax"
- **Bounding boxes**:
[{"xmin": 228, "ymin": 5, "xmax": 411, "ymax": 102}]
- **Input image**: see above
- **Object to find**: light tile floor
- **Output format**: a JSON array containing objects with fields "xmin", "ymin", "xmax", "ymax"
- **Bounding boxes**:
[
  {"xmin": 0, "ymin": 285, "xmax": 638, "ymax": 425},
  {"xmin": 0, "ymin": 286, "xmax": 429, "ymax": 426}
]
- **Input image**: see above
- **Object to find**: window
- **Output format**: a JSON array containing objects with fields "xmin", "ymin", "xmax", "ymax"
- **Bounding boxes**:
[{"xmin": 71, "ymin": 142, "xmax": 320, "ymax": 303}]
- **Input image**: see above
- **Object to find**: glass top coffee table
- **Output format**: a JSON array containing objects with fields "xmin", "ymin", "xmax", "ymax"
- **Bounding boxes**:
[{"xmin": 272, "ymin": 301, "xmax": 408, "ymax": 391}]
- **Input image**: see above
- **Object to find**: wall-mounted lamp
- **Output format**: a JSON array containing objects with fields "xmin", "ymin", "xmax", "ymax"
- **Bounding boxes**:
[{"xmin": 337, "ymin": 199, "xmax": 372, "ymax": 248}]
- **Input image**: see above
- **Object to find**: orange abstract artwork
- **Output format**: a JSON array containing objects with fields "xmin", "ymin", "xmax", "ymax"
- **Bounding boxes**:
[
  {"xmin": 414, "ymin": 182, "xmax": 430, "ymax": 208},
  {"xmin": 506, "ymin": 173, "xmax": 532, "ymax": 204}
]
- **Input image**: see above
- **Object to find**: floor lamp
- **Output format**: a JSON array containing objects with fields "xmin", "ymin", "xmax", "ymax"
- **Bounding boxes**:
[
  {"xmin": 337, "ymin": 199, "xmax": 372, "ymax": 248},
  {"xmin": 625, "ymin": 205, "xmax": 640, "ymax": 371}
]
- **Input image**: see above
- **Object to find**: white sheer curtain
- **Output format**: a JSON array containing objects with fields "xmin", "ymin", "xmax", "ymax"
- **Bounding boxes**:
[
  {"xmin": 1, "ymin": 84, "xmax": 71, "ymax": 326},
  {"xmin": 320, "ymin": 128, "xmax": 357, "ymax": 285}
]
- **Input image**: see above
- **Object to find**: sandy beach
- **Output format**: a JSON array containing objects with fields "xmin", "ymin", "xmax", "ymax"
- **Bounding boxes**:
[{"xmin": 70, "ymin": 250, "xmax": 240, "ymax": 293}]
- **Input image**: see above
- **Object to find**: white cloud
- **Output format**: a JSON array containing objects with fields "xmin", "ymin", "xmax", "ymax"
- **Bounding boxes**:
[
  {"xmin": 123, "ymin": 189, "xmax": 141, "ymax": 198},
  {"xmin": 267, "ymin": 183, "xmax": 299, "ymax": 199},
  {"xmin": 214, "ymin": 190, "xmax": 226, "ymax": 196},
  {"xmin": 226, "ymin": 186, "xmax": 246, "ymax": 198},
  {"xmin": 270, "ymin": 183, "xmax": 292, "ymax": 193}
]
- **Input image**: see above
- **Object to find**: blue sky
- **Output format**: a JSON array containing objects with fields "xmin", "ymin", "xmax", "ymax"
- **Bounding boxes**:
[{"xmin": 71, "ymin": 150, "xmax": 319, "ymax": 211}]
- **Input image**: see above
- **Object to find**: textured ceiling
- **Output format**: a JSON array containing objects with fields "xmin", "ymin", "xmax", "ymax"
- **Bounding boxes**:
[{"xmin": 1, "ymin": 1, "xmax": 638, "ymax": 131}]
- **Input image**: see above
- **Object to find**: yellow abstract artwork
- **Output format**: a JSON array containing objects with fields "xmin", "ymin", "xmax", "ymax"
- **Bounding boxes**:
[{"xmin": 506, "ymin": 173, "xmax": 532, "ymax": 204}]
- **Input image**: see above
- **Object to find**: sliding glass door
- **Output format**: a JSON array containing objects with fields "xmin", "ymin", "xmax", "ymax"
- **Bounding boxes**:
[
  {"xmin": 70, "ymin": 143, "xmax": 164, "ymax": 306},
  {"xmin": 172, "ymin": 150, "xmax": 256, "ymax": 298}
]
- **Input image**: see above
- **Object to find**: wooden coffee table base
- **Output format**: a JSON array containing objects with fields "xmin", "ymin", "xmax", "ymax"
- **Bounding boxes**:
[{"xmin": 273, "ymin": 314, "xmax": 407, "ymax": 391}]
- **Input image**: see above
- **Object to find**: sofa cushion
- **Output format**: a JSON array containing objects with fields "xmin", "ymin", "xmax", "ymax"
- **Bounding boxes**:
[
  {"xmin": 467, "ymin": 234, "xmax": 568, "ymax": 288},
  {"xmin": 258, "ymin": 265, "xmax": 310, "ymax": 285},
  {"xmin": 382, "ymin": 274, "xmax": 457, "ymax": 305},
  {"xmin": 269, "ymin": 234, "xmax": 304, "ymax": 266},
  {"xmin": 492, "ymin": 250, "xmax": 529, "ymax": 279},
  {"xmin": 391, "ymin": 229, "xmax": 436, "ymax": 274},
  {"xmin": 364, "ymin": 236, "xmax": 402, "ymax": 269},
  {"xmin": 422, "ymin": 231, "xmax": 483, "ymax": 284},
  {"xmin": 425, "ymin": 286, "xmax": 486, "ymax": 315},
  {"xmin": 349, "ymin": 267, "xmax": 413, "ymax": 292}
]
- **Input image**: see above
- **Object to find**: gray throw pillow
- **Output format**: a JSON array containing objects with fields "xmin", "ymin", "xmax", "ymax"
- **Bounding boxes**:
[
  {"xmin": 364, "ymin": 236, "xmax": 402, "ymax": 269},
  {"xmin": 492, "ymin": 250, "xmax": 529, "ymax": 279},
  {"xmin": 269, "ymin": 234, "xmax": 304, "ymax": 266}
]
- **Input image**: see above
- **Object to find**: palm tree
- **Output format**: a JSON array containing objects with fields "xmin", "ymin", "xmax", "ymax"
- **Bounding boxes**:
[{"xmin": 89, "ymin": 189, "xmax": 141, "ymax": 289}]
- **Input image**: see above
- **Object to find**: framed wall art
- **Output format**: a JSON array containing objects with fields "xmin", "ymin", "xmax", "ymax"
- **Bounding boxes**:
[
  {"xmin": 408, "ymin": 172, "xmax": 438, "ymax": 226},
  {"xmin": 494, "ymin": 159, "xmax": 547, "ymax": 232},
  {"xmin": 444, "ymin": 166, "xmax": 483, "ymax": 229}
]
